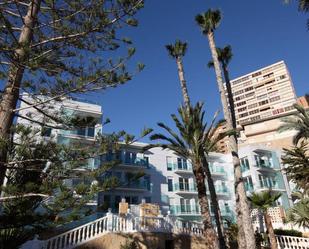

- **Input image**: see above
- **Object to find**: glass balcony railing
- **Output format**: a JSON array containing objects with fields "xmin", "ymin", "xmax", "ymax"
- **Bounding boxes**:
[
  {"xmin": 210, "ymin": 166, "xmax": 227, "ymax": 176},
  {"xmin": 120, "ymin": 180, "xmax": 150, "ymax": 190},
  {"xmin": 244, "ymin": 184, "xmax": 254, "ymax": 192},
  {"xmin": 169, "ymin": 163, "xmax": 193, "ymax": 172},
  {"xmin": 173, "ymin": 183, "xmax": 197, "ymax": 193},
  {"xmin": 215, "ymin": 186, "xmax": 229, "ymax": 195},
  {"xmin": 123, "ymin": 157, "xmax": 149, "ymax": 167},
  {"xmin": 170, "ymin": 204, "xmax": 200, "ymax": 215}
]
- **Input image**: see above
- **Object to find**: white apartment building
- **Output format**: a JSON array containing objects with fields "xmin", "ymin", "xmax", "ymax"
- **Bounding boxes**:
[
  {"xmin": 15, "ymin": 96, "xmax": 293, "ymax": 224},
  {"xmin": 239, "ymin": 145, "xmax": 292, "ymax": 210},
  {"xmin": 230, "ymin": 61, "xmax": 297, "ymax": 126},
  {"xmin": 16, "ymin": 94, "xmax": 103, "ymax": 171},
  {"xmin": 99, "ymin": 143, "xmax": 236, "ymax": 224}
]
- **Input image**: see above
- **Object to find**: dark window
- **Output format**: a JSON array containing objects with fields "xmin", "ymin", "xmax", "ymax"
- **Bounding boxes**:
[
  {"xmin": 168, "ymin": 179, "xmax": 173, "ymax": 192},
  {"xmin": 144, "ymin": 197, "xmax": 151, "ymax": 203},
  {"xmin": 41, "ymin": 127, "xmax": 52, "ymax": 137},
  {"xmin": 87, "ymin": 127, "xmax": 95, "ymax": 137}
]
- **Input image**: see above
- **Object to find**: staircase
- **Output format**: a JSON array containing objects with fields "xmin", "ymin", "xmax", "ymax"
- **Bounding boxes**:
[{"xmin": 40, "ymin": 211, "xmax": 204, "ymax": 249}]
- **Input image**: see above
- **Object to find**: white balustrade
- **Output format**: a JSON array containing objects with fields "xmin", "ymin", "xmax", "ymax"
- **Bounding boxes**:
[
  {"xmin": 276, "ymin": 235, "xmax": 309, "ymax": 249},
  {"xmin": 39, "ymin": 213, "xmax": 205, "ymax": 249}
]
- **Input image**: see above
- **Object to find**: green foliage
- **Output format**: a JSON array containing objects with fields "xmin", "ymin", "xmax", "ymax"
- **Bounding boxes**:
[
  {"xmin": 208, "ymin": 45, "xmax": 233, "ymax": 68},
  {"xmin": 281, "ymin": 141, "xmax": 309, "ymax": 192},
  {"xmin": 248, "ymin": 190, "xmax": 281, "ymax": 211},
  {"xmin": 273, "ymin": 228, "xmax": 303, "ymax": 237},
  {"xmin": 120, "ymin": 238, "xmax": 138, "ymax": 249},
  {"xmin": 286, "ymin": 197, "xmax": 309, "ymax": 228},
  {"xmin": 195, "ymin": 9, "xmax": 222, "ymax": 34},
  {"xmin": 0, "ymin": 228, "xmax": 32, "ymax": 249},
  {"xmin": 279, "ymin": 103, "xmax": 309, "ymax": 145},
  {"xmin": 146, "ymin": 102, "xmax": 230, "ymax": 165},
  {"xmin": 165, "ymin": 40, "xmax": 188, "ymax": 59},
  {"xmin": 0, "ymin": 121, "xmax": 151, "ymax": 244},
  {"xmin": 0, "ymin": 0, "xmax": 145, "ymax": 98}
]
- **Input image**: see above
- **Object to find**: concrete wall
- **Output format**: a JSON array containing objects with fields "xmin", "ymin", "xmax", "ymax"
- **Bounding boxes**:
[{"xmin": 77, "ymin": 232, "xmax": 210, "ymax": 249}]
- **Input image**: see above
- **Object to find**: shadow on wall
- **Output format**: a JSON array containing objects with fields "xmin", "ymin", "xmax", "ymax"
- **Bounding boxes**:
[{"xmin": 76, "ymin": 232, "xmax": 208, "ymax": 249}]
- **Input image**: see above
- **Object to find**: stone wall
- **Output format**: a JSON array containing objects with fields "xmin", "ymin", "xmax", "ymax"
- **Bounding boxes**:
[{"xmin": 77, "ymin": 232, "xmax": 209, "ymax": 249}]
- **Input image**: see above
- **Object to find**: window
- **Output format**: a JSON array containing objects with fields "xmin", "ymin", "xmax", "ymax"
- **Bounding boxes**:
[
  {"xmin": 243, "ymin": 176, "xmax": 253, "ymax": 191},
  {"xmin": 144, "ymin": 197, "xmax": 151, "ymax": 203},
  {"xmin": 177, "ymin": 158, "xmax": 188, "ymax": 170},
  {"xmin": 284, "ymin": 106, "xmax": 294, "ymax": 112},
  {"xmin": 236, "ymin": 101, "xmax": 246, "ymax": 107},
  {"xmin": 248, "ymin": 103, "xmax": 258, "ymax": 109},
  {"xmin": 258, "ymin": 100, "xmax": 269, "ymax": 106},
  {"xmin": 168, "ymin": 178, "xmax": 173, "ymax": 192},
  {"xmin": 244, "ymin": 86, "xmax": 253, "ymax": 92},
  {"xmin": 41, "ymin": 127, "xmax": 52, "ymax": 137},
  {"xmin": 240, "ymin": 157, "xmax": 250, "ymax": 172},
  {"xmin": 251, "ymin": 115, "xmax": 261, "ymax": 122},
  {"xmin": 179, "ymin": 177, "xmax": 189, "ymax": 191},
  {"xmin": 239, "ymin": 112, "xmax": 248, "ymax": 118},
  {"xmin": 278, "ymin": 75, "xmax": 286, "ymax": 80},
  {"xmin": 252, "ymin": 71, "xmax": 262, "ymax": 78},
  {"xmin": 234, "ymin": 89, "xmax": 244, "ymax": 96},
  {"xmin": 272, "ymin": 108, "xmax": 284, "ymax": 115},
  {"xmin": 235, "ymin": 95, "xmax": 245, "ymax": 101},
  {"xmin": 257, "ymin": 94, "xmax": 267, "ymax": 100},
  {"xmin": 249, "ymin": 109, "xmax": 259, "ymax": 115},
  {"xmin": 238, "ymin": 107, "xmax": 247, "ymax": 112},
  {"xmin": 269, "ymin": 96, "xmax": 280, "ymax": 102},
  {"xmin": 166, "ymin": 157, "xmax": 173, "ymax": 171},
  {"xmin": 246, "ymin": 92, "xmax": 254, "ymax": 98}
]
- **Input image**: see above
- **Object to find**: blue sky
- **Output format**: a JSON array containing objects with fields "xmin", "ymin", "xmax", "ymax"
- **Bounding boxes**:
[{"xmin": 86, "ymin": 0, "xmax": 308, "ymax": 140}]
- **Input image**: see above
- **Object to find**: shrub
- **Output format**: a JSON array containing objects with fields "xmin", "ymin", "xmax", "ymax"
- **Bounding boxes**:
[
  {"xmin": 120, "ymin": 238, "xmax": 138, "ymax": 249},
  {"xmin": 274, "ymin": 228, "xmax": 303, "ymax": 237}
]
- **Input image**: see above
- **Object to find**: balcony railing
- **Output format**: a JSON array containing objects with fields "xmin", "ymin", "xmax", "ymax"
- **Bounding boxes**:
[
  {"xmin": 168, "ymin": 163, "xmax": 193, "ymax": 172},
  {"xmin": 245, "ymin": 184, "xmax": 254, "ymax": 192},
  {"xmin": 173, "ymin": 183, "xmax": 197, "ymax": 193},
  {"xmin": 210, "ymin": 166, "xmax": 227, "ymax": 176},
  {"xmin": 170, "ymin": 205, "xmax": 200, "ymax": 215},
  {"xmin": 214, "ymin": 186, "xmax": 229, "ymax": 195},
  {"xmin": 123, "ymin": 157, "xmax": 149, "ymax": 168},
  {"xmin": 118, "ymin": 181, "xmax": 150, "ymax": 191}
]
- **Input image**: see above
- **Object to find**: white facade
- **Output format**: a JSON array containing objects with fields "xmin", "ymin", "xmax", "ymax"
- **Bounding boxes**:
[
  {"xmin": 239, "ymin": 145, "xmax": 292, "ymax": 209},
  {"xmin": 99, "ymin": 143, "xmax": 236, "ymax": 223},
  {"xmin": 15, "ymin": 96, "xmax": 293, "ymax": 224}
]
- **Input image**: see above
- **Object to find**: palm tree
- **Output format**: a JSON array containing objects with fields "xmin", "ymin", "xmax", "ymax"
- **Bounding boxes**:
[
  {"xmin": 165, "ymin": 40, "xmax": 191, "ymax": 110},
  {"xmin": 195, "ymin": 9, "xmax": 256, "ymax": 249},
  {"xmin": 148, "ymin": 103, "xmax": 231, "ymax": 249},
  {"xmin": 208, "ymin": 45, "xmax": 236, "ymax": 128},
  {"xmin": 248, "ymin": 191, "xmax": 281, "ymax": 249},
  {"xmin": 286, "ymin": 196, "xmax": 309, "ymax": 229},
  {"xmin": 279, "ymin": 102, "xmax": 309, "ymax": 145},
  {"xmin": 285, "ymin": 0, "xmax": 309, "ymax": 28},
  {"xmin": 165, "ymin": 40, "xmax": 227, "ymax": 249}
]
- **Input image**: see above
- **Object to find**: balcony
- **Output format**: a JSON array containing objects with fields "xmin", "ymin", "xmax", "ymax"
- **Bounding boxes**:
[
  {"xmin": 170, "ymin": 205, "xmax": 200, "ymax": 216},
  {"xmin": 210, "ymin": 166, "xmax": 227, "ymax": 177},
  {"xmin": 257, "ymin": 182, "xmax": 285, "ymax": 192},
  {"xmin": 245, "ymin": 184, "xmax": 254, "ymax": 192},
  {"xmin": 214, "ymin": 186, "xmax": 229, "ymax": 196},
  {"xmin": 120, "ymin": 157, "xmax": 149, "ymax": 168},
  {"xmin": 173, "ymin": 183, "xmax": 197, "ymax": 194},
  {"xmin": 117, "ymin": 180, "xmax": 150, "ymax": 191},
  {"xmin": 172, "ymin": 163, "xmax": 193, "ymax": 174}
]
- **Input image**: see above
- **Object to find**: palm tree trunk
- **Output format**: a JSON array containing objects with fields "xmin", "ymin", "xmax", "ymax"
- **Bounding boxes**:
[
  {"xmin": 0, "ymin": 0, "xmax": 41, "ymax": 187},
  {"xmin": 264, "ymin": 212, "xmax": 278, "ymax": 249},
  {"xmin": 207, "ymin": 31, "xmax": 256, "ymax": 249},
  {"xmin": 194, "ymin": 162, "xmax": 219, "ymax": 249},
  {"xmin": 221, "ymin": 63, "xmax": 236, "ymax": 129},
  {"xmin": 202, "ymin": 154, "xmax": 227, "ymax": 249},
  {"xmin": 176, "ymin": 57, "xmax": 191, "ymax": 110}
]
